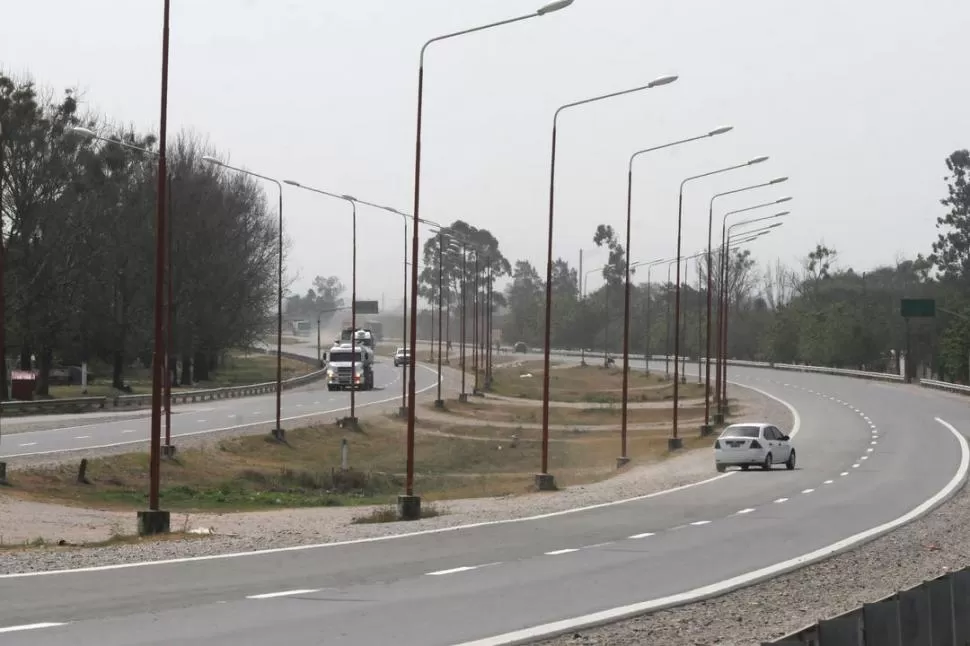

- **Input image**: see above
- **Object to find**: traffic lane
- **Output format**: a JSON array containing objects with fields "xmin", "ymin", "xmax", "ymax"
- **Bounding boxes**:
[
  {"xmin": 12, "ymin": 459, "xmax": 963, "ymax": 646},
  {"xmin": 0, "ymin": 361, "xmax": 435, "ymax": 459}
]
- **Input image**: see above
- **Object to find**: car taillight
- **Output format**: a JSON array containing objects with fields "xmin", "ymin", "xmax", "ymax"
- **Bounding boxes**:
[
  {"xmin": 750, "ymin": 440, "xmax": 762, "ymax": 449},
  {"xmin": 714, "ymin": 440, "xmax": 721, "ymax": 448}
]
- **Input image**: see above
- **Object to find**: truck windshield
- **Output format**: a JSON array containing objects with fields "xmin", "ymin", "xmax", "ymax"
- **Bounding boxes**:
[{"xmin": 329, "ymin": 351, "xmax": 362, "ymax": 363}]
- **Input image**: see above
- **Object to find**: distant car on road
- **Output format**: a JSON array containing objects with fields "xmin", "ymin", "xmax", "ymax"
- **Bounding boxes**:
[
  {"xmin": 514, "ymin": 342, "xmax": 528, "ymax": 353},
  {"xmin": 714, "ymin": 422, "xmax": 795, "ymax": 472},
  {"xmin": 393, "ymin": 347, "xmax": 411, "ymax": 367}
]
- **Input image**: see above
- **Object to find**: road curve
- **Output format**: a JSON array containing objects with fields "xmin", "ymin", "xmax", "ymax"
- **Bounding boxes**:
[
  {"xmin": 0, "ymin": 345, "xmax": 439, "ymax": 460},
  {"xmin": 0, "ymin": 359, "xmax": 966, "ymax": 645}
]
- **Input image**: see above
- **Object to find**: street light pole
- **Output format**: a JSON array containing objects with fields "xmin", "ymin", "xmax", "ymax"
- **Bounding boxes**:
[
  {"xmin": 401, "ymin": 0, "xmax": 575, "ymax": 522},
  {"xmin": 459, "ymin": 243, "xmax": 468, "ymax": 403},
  {"xmin": 203, "ymin": 156, "xmax": 284, "ymax": 441},
  {"xmin": 435, "ymin": 232, "xmax": 445, "ymax": 407},
  {"xmin": 618, "ymin": 126, "xmax": 732, "ymax": 466},
  {"xmin": 716, "ymin": 201, "xmax": 792, "ymax": 418},
  {"xmin": 670, "ymin": 155, "xmax": 769, "ymax": 450},
  {"xmin": 539, "ymin": 73, "xmax": 679, "ymax": 491},
  {"xmin": 138, "ymin": 0, "xmax": 172, "ymax": 536},
  {"xmin": 704, "ymin": 177, "xmax": 788, "ymax": 430}
]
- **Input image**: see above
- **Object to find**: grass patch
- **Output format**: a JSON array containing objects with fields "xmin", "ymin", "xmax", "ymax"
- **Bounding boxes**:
[
  {"xmin": 46, "ymin": 352, "xmax": 313, "ymax": 399},
  {"xmin": 488, "ymin": 362, "xmax": 706, "ymax": 403},
  {"xmin": 351, "ymin": 502, "xmax": 443, "ymax": 524},
  {"xmin": 0, "ymin": 530, "xmax": 210, "ymax": 552},
  {"xmin": 427, "ymin": 399, "xmax": 707, "ymax": 426},
  {"xmin": 6, "ymin": 401, "xmax": 732, "ymax": 512}
]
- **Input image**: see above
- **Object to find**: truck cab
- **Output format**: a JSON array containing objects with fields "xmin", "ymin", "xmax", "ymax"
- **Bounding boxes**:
[{"xmin": 325, "ymin": 342, "xmax": 374, "ymax": 391}]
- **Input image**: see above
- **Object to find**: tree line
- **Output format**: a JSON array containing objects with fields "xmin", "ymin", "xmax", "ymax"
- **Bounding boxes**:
[
  {"xmin": 0, "ymin": 72, "xmax": 279, "ymax": 397},
  {"xmin": 414, "ymin": 149, "xmax": 970, "ymax": 383}
]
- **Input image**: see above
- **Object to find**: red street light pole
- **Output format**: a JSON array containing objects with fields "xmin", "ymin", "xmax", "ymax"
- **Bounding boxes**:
[
  {"xmin": 138, "ymin": 0, "xmax": 172, "ymax": 536},
  {"xmin": 704, "ymin": 177, "xmax": 788, "ymax": 429},
  {"xmin": 669, "ymin": 156, "xmax": 769, "ymax": 450},
  {"xmin": 203, "ymin": 156, "xmax": 284, "ymax": 440},
  {"xmin": 715, "ymin": 201, "xmax": 792, "ymax": 417},
  {"xmin": 403, "ymin": 0, "xmax": 574, "ymax": 519},
  {"xmin": 539, "ymin": 74, "xmax": 679, "ymax": 490},
  {"xmin": 618, "ymin": 126, "xmax": 733, "ymax": 466}
]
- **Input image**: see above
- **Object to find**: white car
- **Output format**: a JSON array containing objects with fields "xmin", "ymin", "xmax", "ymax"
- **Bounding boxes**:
[{"xmin": 714, "ymin": 422, "xmax": 795, "ymax": 472}]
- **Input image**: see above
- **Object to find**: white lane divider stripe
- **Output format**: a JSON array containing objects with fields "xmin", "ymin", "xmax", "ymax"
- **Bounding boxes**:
[
  {"xmin": 774, "ymin": 497, "xmax": 789, "ymax": 503},
  {"xmin": 852, "ymin": 463, "xmax": 860, "ymax": 468},
  {"xmin": 824, "ymin": 480, "xmax": 834, "ymax": 484},
  {"xmin": 246, "ymin": 588, "xmax": 320, "ymax": 599},
  {"xmin": 690, "ymin": 520, "xmax": 711, "ymax": 526},
  {"xmin": 18, "ymin": 442, "xmax": 36, "ymax": 447},
  {"xmin": 122, "ymin": 429, "xmax": 137, "ymax": 433},
  {"xmin": 545, "ymin": 548, "xmax": 579, "ymax": 556},
  {"xmin": 735, "ymin": 508, "xmax": 755, "ymax": 515},
  {"xmin": 841, "ymin": 471, "xmax": 849, "ymax": 476},
  {"xmin": 0, "ymin": 622, "xmax": 68, "ymax": 634},
  {"xmin": 801, "ymin": 488, "xmax": 815, "ymax": 494},
  {"xmin": 628, "ymin": 532, "xmax": 654, "ymax": 539},
  {"xmin": 867, "ymin": 447, "xmax": 874, "ymax": 452},
  {"xmin": 74, "ymin": 435, "xmax": 90, "ymax": 439}
]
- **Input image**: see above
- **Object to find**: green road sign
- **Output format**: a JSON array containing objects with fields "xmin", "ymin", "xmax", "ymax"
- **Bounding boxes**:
[
  {"xmin": 900, "ymin": 298, "xmax": 935, "ymax": 318},
  {"xmin": 355, "ymin": 300, "xmax": 379, "ymax": 315}
]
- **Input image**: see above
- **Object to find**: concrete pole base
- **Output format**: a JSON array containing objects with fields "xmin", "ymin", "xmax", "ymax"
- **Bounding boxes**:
[
  {"xmin": 433, "ymin": 399, "xmax": 445, "ymax": 409},
  {"xmin": 472, "ymin": 390, "xmax": 485, "ymax": 398},
  {"xmin": 397, "ymin": 406, "xmax": 408, "ymax": 418},
  {"xmin": 699, "ymin": 424, "xmax": 714, "ymax": 437},
  {"xmin": 616, "ymin": 456, "xmax": 631, "ymax": 469},
  {"xmin": 137, "ymin": 509, "xmax": 171, "ymax": 536},
  {"xmin": 534, "ymin": 473, "xmax": 557, "ymax": 491},
  {"xmin": 458, "ymin": 393, "xmax": 469, "ymax": 403},
  {"xmin": 161, "ymin": 444, "xmax": 177, "ymax": 458},
  {"xmin": 0, "ymin": 461, "xmax": 7, "ymax": 485},
  {"xmin": 667, "ymin": 437, "xmax": 684, "ymax": 451},
  {"xmin": 270, "ymin": 428, "xmax": 285, "ymax": 442},
  {"xmin": 397, "ymin": 494, "xmax": 422, "ymax": 521},
  {"xmin": 680, "ymin": 375, "xmax": 687, "ymax": 384},
  {"xmin": 338, "ymin": 416, "xmax": 359, "ymax": 430},
  {"xmin": 714, "ymin": 412, "xmax": 725, "ymax": 424}
]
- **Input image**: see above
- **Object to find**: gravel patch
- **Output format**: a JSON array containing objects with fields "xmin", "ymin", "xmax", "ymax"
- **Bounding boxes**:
[{"xmin": 0, "ymin": 384, "xmax": 784, "ymax": 575}]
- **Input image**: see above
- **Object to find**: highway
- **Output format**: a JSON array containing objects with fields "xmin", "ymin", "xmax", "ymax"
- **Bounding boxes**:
[
  {"xmin": 0, "ymin": 358, "xmax": 966, "ymax": 645},
  {"xmin": 0, "ymin": 344, "xmax": 439, "ymax": 460}
]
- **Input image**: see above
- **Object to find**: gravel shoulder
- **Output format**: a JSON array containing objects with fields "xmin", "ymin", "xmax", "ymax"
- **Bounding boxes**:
[{"xmin": 0, "ymin": 383, "xmax": 787, "ymax": 574}]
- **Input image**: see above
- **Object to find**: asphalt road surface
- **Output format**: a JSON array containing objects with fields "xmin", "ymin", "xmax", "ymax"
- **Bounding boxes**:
[
  {"xmin": 0, "ymin": 344, "xmax": 438, "ymax": 460},
  {"xmin": 1, "ymin": 356, "xmax": 967, "ymax": 645}
]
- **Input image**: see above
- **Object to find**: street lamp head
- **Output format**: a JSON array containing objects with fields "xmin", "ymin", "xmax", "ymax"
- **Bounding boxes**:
[
  {"xmin": 283, "ymin": 179, "xmax": 302, "ymax": 187},
  {"xmin": 648, "ymin": 74, "xmax": 679, "ymax": 88},
  {"xmin": 536, "ymin": 0, "xmax": 574, "ymax": 16},
  {"xmin": 709, "ymin": 125, "xmax": 734, "ymax": 137},
  {"xmin": 747, "ymin": 155, "xmax": 769, "ymax": 165},
  {"xmin": 341, "ymin": 194, "xmax": 356, "ymax": 202},
  {"xmin": 775, "ymin": 196, "xmax": 793, "ymax": 204},
  {"xmin": 770, "ymin": 176, "xmax": 789, "ymax": 184},
  {"xmin": 67, "ymin": 126, "xmax": 96, "ymax": 139},
  {"xmin": 773, "ymin": 212, "xmax": 790, "ymax": 219},
  {"xmin": 201, "ymin": 155, "xmax": 223, "ymax": 166}
]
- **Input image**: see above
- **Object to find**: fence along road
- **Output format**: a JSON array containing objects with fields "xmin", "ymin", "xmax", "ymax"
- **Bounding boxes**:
[{"xmin": 0, "ymin": 355, "xmax": 966, "ymax": 646}]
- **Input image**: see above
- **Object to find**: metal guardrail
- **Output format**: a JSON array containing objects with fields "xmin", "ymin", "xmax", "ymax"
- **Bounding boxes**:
[
  {"xmin": 764, "ymin": 567, "xmax": 970, "ymax": 644},
  {"xmin": 0, "ymin": 349, "xmax": 326, "ymax": 416}
]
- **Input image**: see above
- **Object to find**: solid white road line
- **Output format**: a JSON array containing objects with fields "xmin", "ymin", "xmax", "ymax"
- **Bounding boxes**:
[
  {"xmin": 453, "ymin": 418, "xmax": 970, "ymax": 646},
  {"xmin": 545, "ymin": 549, "xmax": 579, "ymax": 556},
  {"xmin": 246, "ymin": 589, "xmax": 320, "ymax": 599},
  {"xmin": 690, "ymin": 520, "xmax": 711, "ymax": 526},
  {"xmin": 0, "ymin": 623, "xmax": 67, "ymax": 634},
  {"xmin": 628, "ymin": 533, "xmax": 655, "ymax": 539}
]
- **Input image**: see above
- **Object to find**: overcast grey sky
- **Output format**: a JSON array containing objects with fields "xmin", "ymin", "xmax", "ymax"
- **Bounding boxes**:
[{"xmin": 2, "ymin": 0, "xmax": 966, "ymax": 306}]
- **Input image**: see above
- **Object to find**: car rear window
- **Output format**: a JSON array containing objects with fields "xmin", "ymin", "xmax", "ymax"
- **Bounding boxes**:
[{"xmin": 719, "ymin": 425, "xmax": 761, "ymax": 438}]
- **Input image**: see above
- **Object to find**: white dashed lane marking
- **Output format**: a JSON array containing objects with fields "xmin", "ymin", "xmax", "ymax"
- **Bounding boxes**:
[
  {"xmin": 690, "ymin": 520, "xmax": 711, "ymax": 526},
  {"xmin": 736, "ymin": 508, "xmax": 755, "ymax": 515},
  {"xmin": 545, "ymin": 548, "xmax": 580, "ymax": 556},
  {"xmin": 628, "ymin": 532, "xmax": 654, "ymax": 539},
  {"xmin": 774, "ymin": 497, "xmax": 789, "ymax": 503},
  {"xmin": 246, "ymin": 589, "xmax": 320, "ymax": 599},
  {"xmin": 0, "ymin": 623, "xmax": 67, "ymax": 634}
]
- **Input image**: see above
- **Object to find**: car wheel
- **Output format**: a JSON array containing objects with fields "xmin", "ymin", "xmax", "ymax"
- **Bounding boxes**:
[
  {"xmin": 762, "ymin": 453, "xmax": 772, "ymax": 470},
  {"xmin": 786, "ymin": 449, "xmax": 796, "ymax": 470},
  {"xmin": 716, "ymin": 464, "xmax": 726, "ymax": 473},
  {"xmin": 740, "ymin": 465, "xmax": 749, "ymax": 471}
]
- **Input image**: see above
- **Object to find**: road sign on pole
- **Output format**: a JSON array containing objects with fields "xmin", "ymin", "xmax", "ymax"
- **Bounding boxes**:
[
  {"xmin": 900, "ymin": 298, "xmax": 935, "ymax": 318},
  {"xmin": 355, "ymin": 300, "xmax": 379, "ymax": 315}
]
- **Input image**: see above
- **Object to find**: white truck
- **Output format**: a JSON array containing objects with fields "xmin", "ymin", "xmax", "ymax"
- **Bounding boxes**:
[{"xmin": 325, "ymin": 341, "xmax": 375, "ymax": 391}]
